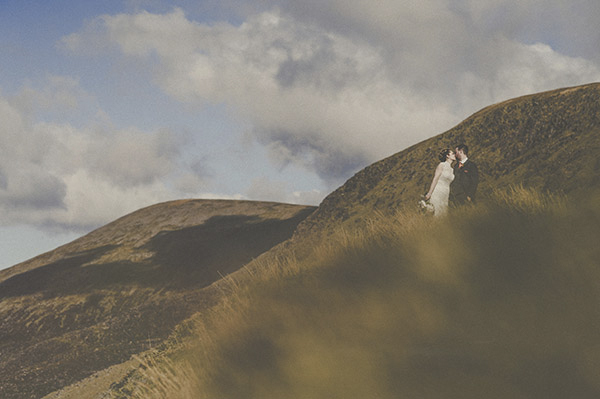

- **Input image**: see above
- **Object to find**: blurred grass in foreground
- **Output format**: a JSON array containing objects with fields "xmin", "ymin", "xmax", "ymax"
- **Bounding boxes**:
[{"xmin": 121, "ymin": 187, "xmax": 600, "ymax": 399}]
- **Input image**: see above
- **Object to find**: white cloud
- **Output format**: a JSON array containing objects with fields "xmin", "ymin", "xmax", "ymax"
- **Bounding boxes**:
[
  {"xmin": 63, "ymin": 5, "xmax": 600, "ymax": 188},
  {"xmin": 0, "ymin": 1, "xmax": 597, "ymax": 238},
  {"xmin": 453, "ymin": 39, "xmax": 600, "ymax": 108},
  {"xmin": 64, "ymin": 8, "xmax": 461, "ymax": 183},
  {"xmin": 291, "ymin": 189, "xmax": 324, "ymax": 206},
  {"xmin": 57, "ymin": 169, "xmax": 173, "ymax": 229},
  {"xmin": 87, "ymin": 126, "xmax": 181, "ymax": 187},
  {"xmin": 0, "ymin": 81, "xmax": 192, "ymax": 231},
  {"xmin": 497, "ymin": 41, "xmax": 600, "ymax": 95},
  {"xmin": 463, "ymin": 0, "xmax": 600, "ymax": 57},
  {"xmin": 246, "ymin": 177, "xmax": 324, "ymax": 205}
]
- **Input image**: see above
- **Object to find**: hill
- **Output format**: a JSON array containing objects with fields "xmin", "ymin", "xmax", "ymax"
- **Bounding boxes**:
[
  {"xmin": 296, "ymin": 82, "xmax": 600, "ymax": 236},
  {"xmin": 0, "ymin": 200, "xmax": 315, "ymax": 399},
  {"xmin": 145, "ymin": 190, "xmax": 600, "ymax": 399},
  {"xmin": 99, "ymin": 84, "xmax": 600, "ymax": 399},
  {"xmin": 3, "ymin": 82, "xmax": 600, "ymax": 398},
  {"xmin": 98, "ymin": 82, "xmax": 600, "ymax": 398}
]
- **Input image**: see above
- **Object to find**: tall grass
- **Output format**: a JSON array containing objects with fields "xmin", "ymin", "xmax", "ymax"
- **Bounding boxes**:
[{"xmin": 121, "ymin": 187, "xmax": 600, "ymax": 399}]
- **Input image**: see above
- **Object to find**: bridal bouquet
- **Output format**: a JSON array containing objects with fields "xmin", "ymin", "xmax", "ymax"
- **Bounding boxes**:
[{"xmin": 418, "ymin": 198, "xmax": 435, "ymax": 213}]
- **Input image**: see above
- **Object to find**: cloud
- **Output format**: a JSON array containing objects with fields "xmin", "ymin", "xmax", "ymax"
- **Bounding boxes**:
[
  {"xmin": 13, "ymin": 76, "xmax": 90, "ymax": 115},
  {"xmin": 0, "ymin": 80, "xmax": 191, "ymax": 231},
  {"xmin": 86, "ymin": 126, "xmax": 181, "ymax": 187},
  {"xmin": 1, "ymin": 1, "xmax": 597, "ymax": 235},
  {"xmin": 462, "ymin": 0, "xmax": 600, "ymax": 60},
  {"xmin": 64, "ymin": 8, "xmax": 461, "ymax": 184},
  {"xmin": 0, "ymin": 168, "xmax": 67, "ymax": 211},
  {"xmin": 63, "ymin": 5, "xmax": 600, "ymax": 188},
  {"xmin": 246, "ymin": 177, "xmax": 324, "ymax": 205}
]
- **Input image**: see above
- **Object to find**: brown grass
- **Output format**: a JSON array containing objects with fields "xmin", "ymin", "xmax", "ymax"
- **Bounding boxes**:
[{"xmin": 115, "ymin": 186, "xmax": 600, "ymax": 398}]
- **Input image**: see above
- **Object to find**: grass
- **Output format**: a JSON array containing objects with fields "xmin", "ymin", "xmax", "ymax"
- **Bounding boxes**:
[
  {"xmin": 1, "ymin": 203, "xmax": 315, "ymax": 399},
  {"xmin": 298, "ymin": 83, "xmax": 600, "ymax": 238},
  {"xmin": 113, "ymin": 187, "xmax": 600, "ymax": 398}
]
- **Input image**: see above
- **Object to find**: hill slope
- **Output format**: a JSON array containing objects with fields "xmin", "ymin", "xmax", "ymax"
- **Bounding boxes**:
[
  {"xmin": 0, "ymin": 200, "xmax": 315, "ymax": 399},
  {"xmin": 156, "ymin": 190, "xmax": 600, "ymax": 399},
  {"xmin": 297, "ymin": 82, "xmax": 600, "ymax": 236},
  {"xmin": 98, "ymin": 84, "xmax": 600, "ymax": 398},
  {"xmin": 4, "ymin": 83, "xmax": 600, "ymax": 398}
]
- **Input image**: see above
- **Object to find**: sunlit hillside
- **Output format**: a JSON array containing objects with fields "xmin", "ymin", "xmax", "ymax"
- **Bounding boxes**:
[
  {"xmin": 0, "ymin": 200, "xmax": 315, "ymax": 399},
  {"xmin": 111, "ymin": 188, "xmax": 600, "ymax": 398}
]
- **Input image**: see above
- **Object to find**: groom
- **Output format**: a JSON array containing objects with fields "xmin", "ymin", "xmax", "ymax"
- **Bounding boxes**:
[{"xmin": 450, "ymin": 144, "xmax": 479, "ymax": 206}]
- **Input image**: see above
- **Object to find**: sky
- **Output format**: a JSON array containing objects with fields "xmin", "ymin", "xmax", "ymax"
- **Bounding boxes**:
[{"xmin": 1, "ymin": 0, "xmax": 600, "ymax": 269}]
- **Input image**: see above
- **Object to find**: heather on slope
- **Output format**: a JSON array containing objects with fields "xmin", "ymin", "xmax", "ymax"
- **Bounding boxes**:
[{"xmin": 119, "ymin": 188, "xmax": 600, "ymax": 399}]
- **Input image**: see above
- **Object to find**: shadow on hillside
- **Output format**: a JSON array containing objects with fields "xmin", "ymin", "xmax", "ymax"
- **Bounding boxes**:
[
  {"xmin": 143, "ymin": 214, "xmax": 306, "ymax": 288},
  {"xmin": 0, "ymin": 213, "xmax": 312, "ymax": 299},
  {"xmin": 0, "ymin": 246, "xmax": 116, "ymax": 298}
]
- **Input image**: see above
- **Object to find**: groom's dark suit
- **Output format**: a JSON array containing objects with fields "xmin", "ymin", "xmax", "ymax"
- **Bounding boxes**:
[{"xmin": 450, "ymin": 159, "xmax": 479, "ymax": 206}]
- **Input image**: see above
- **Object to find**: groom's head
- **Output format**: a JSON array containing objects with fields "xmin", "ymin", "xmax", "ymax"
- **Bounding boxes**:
[{"xmin": 455, "ymin": 144, "xmax": 469, "ymax": 161}]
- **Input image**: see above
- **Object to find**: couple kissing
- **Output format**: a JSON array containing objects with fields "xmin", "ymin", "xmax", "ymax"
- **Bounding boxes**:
[{"xmin": 423, "ymin": 144, "xmax": 479, "ymax": 217}]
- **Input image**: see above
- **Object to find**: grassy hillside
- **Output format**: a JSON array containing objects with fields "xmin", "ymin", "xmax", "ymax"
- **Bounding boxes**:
[
  {"xmin": 297, "ymin": 83, "xmax": 600, "ymax": 237},
  {"xmin": 110, "ymin": 188, "xmax": 600, "ymax": 398},
  {"xmin": 0, "ymin": 200, "xmax": 315, "ymax": 399},
  {"xmin": 102, "ymin": 83, "xmax": 600, "ymax": 398},
  {"xmin": 5, "ymin": 83, "xmax": 600, "ymax": 398}
]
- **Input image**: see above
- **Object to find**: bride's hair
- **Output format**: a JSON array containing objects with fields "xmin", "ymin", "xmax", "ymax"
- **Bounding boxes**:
[{"xmin": 438, "ymin": 148, "xmax": 451, "ymax": 162}]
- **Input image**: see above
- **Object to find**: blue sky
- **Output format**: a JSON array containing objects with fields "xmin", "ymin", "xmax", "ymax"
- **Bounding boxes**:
[{"xmin": 1, "ymin": 0, "xmax": 599, "ymax": 269}]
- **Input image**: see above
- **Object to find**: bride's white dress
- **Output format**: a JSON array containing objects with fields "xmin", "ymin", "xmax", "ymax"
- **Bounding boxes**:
[{"xmin": 430, "ymin": 162, "xmax": 454, "ymax": 216}]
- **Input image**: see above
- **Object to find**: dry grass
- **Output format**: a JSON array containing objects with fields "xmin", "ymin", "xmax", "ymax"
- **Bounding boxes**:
[
  {"xmin": 123, "ymin": 355, "xmax": 201, "ymax": 399},
  {"xmin": 118, "ymin": 186, "xmax": 600, "ymax": 399}
]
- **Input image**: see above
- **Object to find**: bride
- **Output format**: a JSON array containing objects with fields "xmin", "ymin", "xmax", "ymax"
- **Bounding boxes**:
[{"xmin": 424, "ymin": 149, "xmax": 455, "ymax": 216}]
